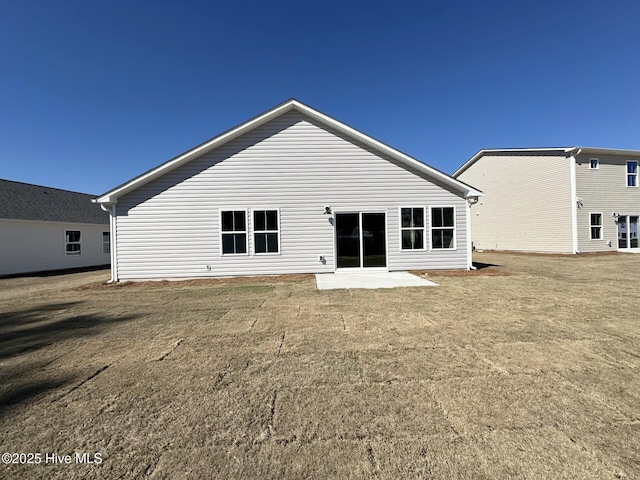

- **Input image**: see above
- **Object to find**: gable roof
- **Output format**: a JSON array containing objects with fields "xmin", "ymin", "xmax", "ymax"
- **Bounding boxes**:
[
  {"xmin": 453, "ymin": 146, "xmax": 640, "ymax": 178},
  {"xmin": 95, "ymin": 99, "xmax": 482, "ymax": 204},
  {"xmin": 0, "ymin": 179, "xmax": 109, "ymax": 225}
]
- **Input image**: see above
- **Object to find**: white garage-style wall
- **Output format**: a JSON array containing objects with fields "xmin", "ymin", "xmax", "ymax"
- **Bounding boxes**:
[{"xmin": 0, "ymin": 219, "xmax": 110, "ymax": 276}]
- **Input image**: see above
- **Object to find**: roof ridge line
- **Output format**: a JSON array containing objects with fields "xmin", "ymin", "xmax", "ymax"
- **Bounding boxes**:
[{"xmin": 0, "ymin": 178, "xmax": 97, "ymax": 196}]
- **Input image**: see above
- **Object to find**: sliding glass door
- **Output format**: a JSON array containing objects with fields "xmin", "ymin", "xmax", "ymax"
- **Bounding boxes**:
[
  {"xmin": 335, "ymin": 213, "xmax": 386, "ymax": 268},
  {"xmin": 618, "ymin": 215, "xmax": 639, "ymax": 249},
  {"xmin": 336, "ymin": 213, "xmax": 360, "ymax": 268},
  {"xmin": 362, "ymin": 213, "xmax": 386, "ymax": 267}
]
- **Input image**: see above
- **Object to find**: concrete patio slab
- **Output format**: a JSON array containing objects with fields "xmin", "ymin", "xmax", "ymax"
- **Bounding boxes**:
[{"xmin": 315, "ymin": 271, "xmax": 439, "ymax": 290}]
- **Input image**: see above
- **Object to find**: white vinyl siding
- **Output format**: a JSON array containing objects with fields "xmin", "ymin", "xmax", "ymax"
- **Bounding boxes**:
[
  {"xmin": 0, "ymin": 220, "xmax": 109, "ymax": 276},
  {"xmin": 114, "ymin": 110, "xmax": 468, "ymax": 279},
  {"xmin": 456, "ymin": 153, "xmax": 574, "ymax": 253}
]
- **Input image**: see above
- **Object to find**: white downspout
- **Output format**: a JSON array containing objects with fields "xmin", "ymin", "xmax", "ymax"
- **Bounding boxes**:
[
  {"xmin": 568, "ymin": 148, "xmax": 581, "ymax": 254},
  {"xmin": 466, "ymin": 195, "xmax": 478, "ymax": 270},
  {"xmin": 99, "ymin": 203, "xmax": 118, "ymax": 282}
]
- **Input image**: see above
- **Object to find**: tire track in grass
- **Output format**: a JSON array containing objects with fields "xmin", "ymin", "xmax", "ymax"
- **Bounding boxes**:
[
  {"xmin": 277, "ymin": 332, "xmax": 285, "ymax": 354},
  {"xmin": 155, "ymin": 338, "xmax": 184, "ymax": 361},
  {"xmin": 367, "ymin": 443, "xmax": 378, "ymax": 476},
  {"xmin": 51, "ymin": 364, "xmax": 110, "ymax": 402},
  {"xmin": 256, "ymin": 389, "xmax": 278, "ymax": 444}
]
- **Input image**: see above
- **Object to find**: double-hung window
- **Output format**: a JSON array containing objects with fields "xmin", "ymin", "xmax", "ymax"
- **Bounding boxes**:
[
  {"xmin": 431, "ymin": 207, "xmax": 455, "ymax": 249},
  {"xmin": 65, "ymin": 230, "xmax": 81, "ymax": 255},
  {"xmin": 221, "ymin": 211, "xmax": 247, "ymax": 254},
  {"xmin": 102, "ymin": 232, "xmax": 110, "ymax": 254},
  {"xmin": 400, "ymin": 207, "xmax": 425, "ymax": 250},
  {"xmin": 253, "ymin": 210, "xmax": 279, "ymax": 254},
  {"xmin": 590, "ymin": 213, "xmax": 602, "ymax": 240},
  {"xmin": 627, "ymin": 161, "xmax": 638, "ymax": 187}
]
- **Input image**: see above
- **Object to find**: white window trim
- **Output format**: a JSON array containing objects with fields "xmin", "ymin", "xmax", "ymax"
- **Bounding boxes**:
[
  {"xmin": 251, "ymin": 208, "xmax": 281, "ymax": 256},
  {"xmin": 398, "ymin": 206, "xmax": 427, "ymax": 251},
  {"xmin": 429, "ymin": 206, "xmax": 457, "ymax": 251},
  {"xmin": 589, "ymin": 212, "xmax": 603, "ymax": 240},
  {"xmin": 102, "ymin": 231, "xmax": 110, "ymax": 254},
  {"xmin": 65, "ymin": 229, "xmax": 81, "ymax": 256},
  {"xmin": 627, "ymin": 160, "xmax": 638, "ymax": 187},
  {"xmin": 589, "ymin": 158, "xmax": 599, "ymax": 170},
  {"xmin": 219, "ymin": 208, "xmax": 249, "ymax": 256}
]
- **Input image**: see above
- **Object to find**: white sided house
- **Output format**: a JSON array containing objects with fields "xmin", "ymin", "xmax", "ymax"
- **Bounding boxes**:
[
  {"xmin": 453, "ymin": 147, "xmax": 640, "ymax": 254},
  {"xmin": 95, "ymin": 100, "xmax": 482, "ymax": 281},
  {"xmin": 0, "ymin": 179, "xmax": 111, "ymax": 276}
]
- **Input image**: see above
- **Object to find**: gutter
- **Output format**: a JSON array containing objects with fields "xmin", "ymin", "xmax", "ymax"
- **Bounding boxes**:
[{"xmin": 566, "ymin": 147, "xmax": 581, "ymax": 157}]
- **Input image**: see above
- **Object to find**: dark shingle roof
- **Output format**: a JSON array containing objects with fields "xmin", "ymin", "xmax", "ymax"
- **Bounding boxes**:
[{"xmin": 0, "ymin": 179, "xmax": 108, "ymax": 225}]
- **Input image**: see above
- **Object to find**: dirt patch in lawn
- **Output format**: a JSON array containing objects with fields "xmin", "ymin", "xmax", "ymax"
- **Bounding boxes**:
[
  {"xmin": 410, "ymin": 258, "xmax": 513, "ymax": 277},
  {"xmin": 0, "ymin": 251, "xmax": 638, "ymax": 479},
  {"xmin": 411, "ymin": 268, "xmax": 512, "ymax": 277},
  {"xmin": 476, "ymin": 249, "xmax": 621, "ymax": 257},
  {"xmin": 77, "ymin": 273, "xmax": 315, "ymax": 291}
]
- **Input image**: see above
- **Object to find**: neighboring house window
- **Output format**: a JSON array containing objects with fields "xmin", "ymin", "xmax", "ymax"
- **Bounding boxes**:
[
  {"xmin": 254, "ymin": 210, "xmax": 279, "ymax": 254},
  {"xmin": 400, "ymin": 207, "xmax": 425, "ymax": 250},
  {"xmin": 103, "ymin": 232, "xmax": 110, "ymax": 254},
  {"xmin": 627, "ymin": 161, "xmax": 638, "ymax": 187},
  {"xmin": 221, "ymin": 211, "xmax": 247, "ymax": 254},
  {"xmin": 65, "ymin": 230, "xmax": 81, "ymax": 255},
  {"xmin": 589, "ymin": 158, "xmax": 599, "ymax": 169},
  {"xmin": 431, "ymin": 207, "xmax": 456, "ymax": 249},
  {"xmin": 590, "ymin": 213, "xmax": 602, "ymax": 240}
]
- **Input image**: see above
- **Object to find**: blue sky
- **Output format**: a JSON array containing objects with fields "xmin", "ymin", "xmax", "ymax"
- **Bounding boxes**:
[{"xmin": 1, "ymin": 0, "xmax": 639, "ymax": 194}]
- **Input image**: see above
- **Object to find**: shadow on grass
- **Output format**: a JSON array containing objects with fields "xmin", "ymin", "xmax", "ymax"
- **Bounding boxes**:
[
  {"xmin": 473, "ymin": 261, "xmax": 503, "ymax": 270},
  {"xmin": 0, "ymin": 302, "xmax": 142, "ymax": 415},
  {"xmin": 0, "ymin": 302, "xmax": 80, "ymax": 330},
  {"xmin": 0, "ymin": 265, "xmax": 110, "ymax": 280},
  {"xmin": 1, "ymin": 376, "xmax": 72, "ymax": 408}
]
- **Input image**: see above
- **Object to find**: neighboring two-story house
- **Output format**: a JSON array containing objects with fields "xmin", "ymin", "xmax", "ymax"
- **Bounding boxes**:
[{"xmin": 453, "ymin": 147, "xmax": 640, "ymax": 254}]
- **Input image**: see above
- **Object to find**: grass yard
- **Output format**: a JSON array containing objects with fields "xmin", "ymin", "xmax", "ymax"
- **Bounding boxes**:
[{"xmin": 0, "ymin": 252, "xmax": 639, "ymax": 479}]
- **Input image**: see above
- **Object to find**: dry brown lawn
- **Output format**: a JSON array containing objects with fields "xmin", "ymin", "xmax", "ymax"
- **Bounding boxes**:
[{"xmin": 0, "ymin": 252, "xmax": 638, "ymax": 479}]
